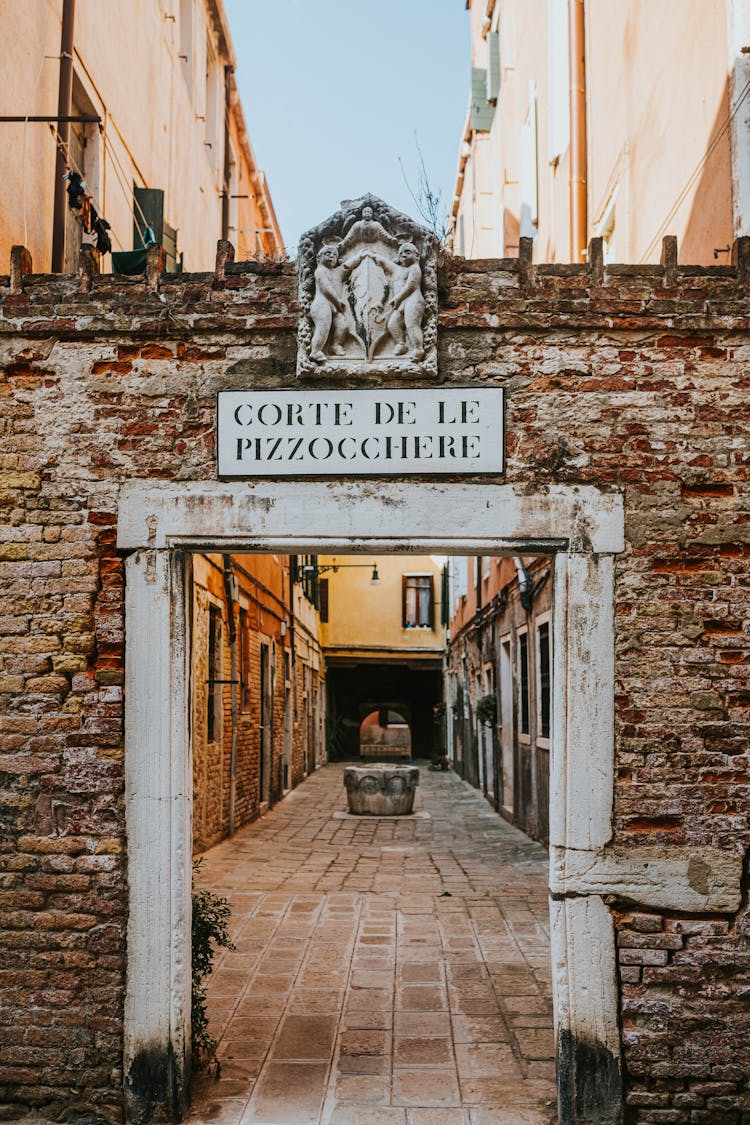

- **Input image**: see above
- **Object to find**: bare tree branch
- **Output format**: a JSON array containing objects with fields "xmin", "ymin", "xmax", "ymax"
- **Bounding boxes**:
[{"xmin": 398, "ymin": 132, "xmax": 449, "ymax": 243}]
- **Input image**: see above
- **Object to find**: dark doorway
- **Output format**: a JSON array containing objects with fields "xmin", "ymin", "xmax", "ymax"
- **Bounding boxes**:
[{"xmin": 326, "ymin": 661, "xmax": 442, "ymax": 760}]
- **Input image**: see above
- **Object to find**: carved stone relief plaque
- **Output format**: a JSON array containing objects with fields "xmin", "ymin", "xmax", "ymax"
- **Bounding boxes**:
[{"xmin": 297, "ymin": 194, "xmax": 438, "ymax": 378}]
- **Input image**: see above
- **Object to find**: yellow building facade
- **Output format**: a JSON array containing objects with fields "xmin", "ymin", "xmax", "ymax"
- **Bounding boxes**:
[{"xmin": 317, "ymin": 554, "xmax": 446, "ymax": 761}]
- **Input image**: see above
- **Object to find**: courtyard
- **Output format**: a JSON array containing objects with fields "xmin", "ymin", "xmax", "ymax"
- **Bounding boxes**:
[{"xmin": 189, "ymin": 762, "xmax": 556, "ymax": 1125}]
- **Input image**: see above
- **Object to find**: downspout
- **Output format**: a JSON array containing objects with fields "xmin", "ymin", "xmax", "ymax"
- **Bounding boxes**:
[
  {"xmin": 221, "ymin": 65, "xmax": 233, "ymax": 242},
  {"xmin": 222, "ymin": 555, "xmax": 239, "ymax": 836},
  {"xmin": 51, "ymin": 0, "xmax": 76, "ymax": 272},
  {"xmin": 569, "ymin": 0, "xmax": 588, "ymax": 262}
]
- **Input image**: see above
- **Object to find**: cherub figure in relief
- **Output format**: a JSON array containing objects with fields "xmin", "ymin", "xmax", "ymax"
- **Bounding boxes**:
[
  {"xmin": 309, "ymin": 243, "xmax": 365, "ymax": 362},
  {"xmin": 366, "ymin": 242, "xmax": 426, "ymax": 361}
]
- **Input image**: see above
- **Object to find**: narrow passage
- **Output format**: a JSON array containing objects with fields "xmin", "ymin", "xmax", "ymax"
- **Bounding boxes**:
[{"xmin": 190, "ymin": 763, "xmax": 556, "ymax": 1125}]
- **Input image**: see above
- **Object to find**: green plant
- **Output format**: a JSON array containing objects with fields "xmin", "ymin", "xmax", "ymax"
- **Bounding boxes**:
[
  {"xmin": 476, "ymin": 692, "xmax": 497, "ymax": 726},
  {"xmin": 192, "ymin": 859, "xmax": 235, "ymax": 1066}
]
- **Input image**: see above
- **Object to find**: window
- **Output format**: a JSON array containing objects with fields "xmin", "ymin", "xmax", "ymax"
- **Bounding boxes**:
[
  {"xmin": 296, "ymin": 555, "xmax": 319, "ymax": 608},
  {"xmin": 519, "ymin": 629, "xmax": 530, "ymax": 736},
  {"xmin": 205, "ymin": 35, "xmax": 220, "ymax": 159},
  {"xmin": 318, "ymin": 578, "xmax": 329, "ymax": 623},
  {"xmin": 207, "ymin": 604, "xmax": 222, "ymax": 742},
  {"xmin": 538, "ymin": 619, "xmax": 551, "ymax": 741},
  {"xmin": 486, "ymin": 30, "xmax": 500, "ymax": 103},
  {"xmin": 179, "ymin": 0, "xmax": 194, "ymax": 95},
  {"xmin": 403, "ymin": 575, "xmax": 434, "ymax": 629},
  {"xmin": 239, "ymin": 607, "xmax": 251, "ymax": 712},
  {"xmin": 547, "ymin": 0, "xmax": 570, "ymax": 163},
  {"xmin": 519, "ymin": 82, "xmax": 538, "ymax": 238},
  {"xmin": 595, "ymin": 189, "xmax": 619, "ymax": 264}
]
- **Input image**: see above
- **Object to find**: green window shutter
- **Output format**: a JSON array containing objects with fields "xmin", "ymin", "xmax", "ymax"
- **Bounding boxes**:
[
  {"xmin": 470, "ymin": 67, "xmax": 495, "ymax": 131},
  {"xmin": 487, "ymin": 31, "xmax": 500, "ymax": 103},
  {"xmin": 133, "ymin": 186, "xmax": 164, "ymax": 249}
]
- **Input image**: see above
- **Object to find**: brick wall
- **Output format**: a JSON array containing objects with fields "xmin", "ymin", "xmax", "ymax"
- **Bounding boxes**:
[
  {"xmin": 190, "ymin": 556, "xmax": 324, "ymax": 854},
  {"xmin": 0, "ymin": 240, "xmax": 747, "ymax": 1118},
  {"xmin": 615, "ymin": 906, "xmax": 750, "ymax": 1122}
]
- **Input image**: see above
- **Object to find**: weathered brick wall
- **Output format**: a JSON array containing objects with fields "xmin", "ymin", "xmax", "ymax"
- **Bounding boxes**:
[
  {"xmin": 615, "ymin": 906, "xmax": 750, "ymax": 1122},
  {"xmin": 190, "ymin": 557, "xmax": 321, "ymax": 852},
  {"xmin": 0, "ymin": 241, "xmax": 747, "ymax": 1119}
]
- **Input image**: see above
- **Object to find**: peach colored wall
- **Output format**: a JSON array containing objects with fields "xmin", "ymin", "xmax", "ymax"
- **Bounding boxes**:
[
  {"xmin": 0, "ymin": 0, "xmax": 282, "ymax": 272},
  {"xmin": 586, "ymin": 0, "xmax": 731, "ymax": 264},
  {"xmin": 452, "ymin": 0, "xmax": 732, "ymax": 265}
]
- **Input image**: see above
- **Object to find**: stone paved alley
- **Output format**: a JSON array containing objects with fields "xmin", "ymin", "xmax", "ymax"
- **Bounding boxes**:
[{"xmin": 189, "ymin": 764, "xmax": 556, "ymax": 1125}]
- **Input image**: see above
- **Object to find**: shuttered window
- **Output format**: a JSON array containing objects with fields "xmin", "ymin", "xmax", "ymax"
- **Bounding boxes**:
[
  {"xmin": 538, "ymin": 621, "xmax": 551, "ymax": 740},
  {"xmin": 239, "ymin": 608, "xmax": 251, "ymax": 712},
  {"xmin": 519, "ymin": 631, "xmax": 530, "ymax": 735},
  {"xmin": 207, "ymin": 604, "xmax": 222, "ymax": 742},
  {"xmin": 318, "ymin": 578, "xmax": 329, "ymax": 623}
]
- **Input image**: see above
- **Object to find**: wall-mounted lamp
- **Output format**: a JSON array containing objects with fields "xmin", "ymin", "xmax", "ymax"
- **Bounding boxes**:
[{"xmin": 303, "ymin": 561, "xmax": 381, "ymax": 586}]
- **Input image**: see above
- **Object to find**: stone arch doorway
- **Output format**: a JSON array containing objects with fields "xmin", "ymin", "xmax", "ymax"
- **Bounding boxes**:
[
  {"xmin": 359, "ymin": 707, "xmax": 412, "ymax": 760},
  {"xmin": 119, "ymin": 478, "xmax": 624, "ymax": 1123}
]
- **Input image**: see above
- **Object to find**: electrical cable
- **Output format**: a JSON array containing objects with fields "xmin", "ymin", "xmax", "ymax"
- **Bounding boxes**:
[
  {"xmin": 100, "ymin": 128, "xmax": 153, "ymax": 246},
  {"xmin": 640, "ymin": 77, "xmax": 750, "ymax": 263}
]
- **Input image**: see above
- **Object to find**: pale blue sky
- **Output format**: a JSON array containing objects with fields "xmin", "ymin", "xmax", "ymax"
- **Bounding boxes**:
[{"xmin": 224, "ymin": 1, "xmax": 470, "ymax": 254}]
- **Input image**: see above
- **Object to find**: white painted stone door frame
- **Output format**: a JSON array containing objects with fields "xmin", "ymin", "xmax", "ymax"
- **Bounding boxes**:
[{"xmin": 118, "ymin": 479, "xmax": 626, "ymax": 1124}]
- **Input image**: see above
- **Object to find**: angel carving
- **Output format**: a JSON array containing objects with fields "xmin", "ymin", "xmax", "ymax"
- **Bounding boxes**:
[{"xmin": 309, "ymin": 244, "xmax": 366, "ymax": 363}]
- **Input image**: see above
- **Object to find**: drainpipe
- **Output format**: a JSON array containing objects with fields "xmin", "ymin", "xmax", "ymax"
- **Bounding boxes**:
[
  {"xmin": 221, "ymin": 65, "xmax": 233, "ymax": 242},
  {"xmin": 569, "ymin": 0, "xmax": 588, "ymax": 262},
  {"xmin": 51, "ymin": 0, "xmax": 76, "ymax": 272},
  {"xmin": 222, "ymin": 555, "xmax": 239, "ymax": 836}
]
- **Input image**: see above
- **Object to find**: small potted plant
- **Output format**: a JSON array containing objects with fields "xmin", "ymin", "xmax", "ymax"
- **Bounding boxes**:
[{"xmin": 476, "ymin": 692, "xmax": 497, "ymax": 727}]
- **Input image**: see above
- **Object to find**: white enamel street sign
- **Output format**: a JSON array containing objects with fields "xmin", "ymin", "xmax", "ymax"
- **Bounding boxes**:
[{"xmin": 217, "ymin": 389, "xmax": 504, "ymax": 477}]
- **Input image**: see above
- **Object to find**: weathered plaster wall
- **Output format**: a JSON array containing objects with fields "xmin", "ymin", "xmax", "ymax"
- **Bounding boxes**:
[{"xmin": 0, "ymin": 239, "xmax": 748, "ymax": 1120}]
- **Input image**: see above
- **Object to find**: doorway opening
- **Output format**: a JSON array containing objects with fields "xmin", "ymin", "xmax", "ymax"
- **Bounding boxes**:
[
  {"xmin": 359, "ymin": 708, "xmax": 412, "ymax": 760},
  {"xmin": 120, "ymin": 478, "xmax": 624, "ymax": 1124},
  {"xmin": 185, "ymin": 547, "xmax": 558, "ymax": 1123}
]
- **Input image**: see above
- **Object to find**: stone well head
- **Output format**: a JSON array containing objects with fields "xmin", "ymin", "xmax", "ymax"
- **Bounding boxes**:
[{"xmin": 343, "ymin": 763, "xmax": 420, "ymax": 816}]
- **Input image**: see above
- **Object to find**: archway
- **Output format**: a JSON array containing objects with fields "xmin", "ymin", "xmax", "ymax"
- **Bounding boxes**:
[
  {"xmin": 120, "ymin": 477, "xmax": 625, "ymax": 1122},
  {"xmin": 359, "ymin": 707, "xmax": 412, "ymax": 760}
]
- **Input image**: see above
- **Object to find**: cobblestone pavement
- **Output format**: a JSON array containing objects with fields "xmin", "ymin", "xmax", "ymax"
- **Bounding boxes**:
[{"xmin": 189, "ymin": 763, "xmax": 556, "ymax": 1125}]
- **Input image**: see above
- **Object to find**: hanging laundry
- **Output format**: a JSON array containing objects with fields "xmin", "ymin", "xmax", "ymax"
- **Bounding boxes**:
[
  {"xmin": 64, "ymin": 169, "xmax": 86, "ymax": 212},
  {"xmin": 68, "ymin": 176, "xmax": 113, "ymax": 256},
  {"xmin": 93, "ymin": 216, "xmax": 112, "ymax": 254}
]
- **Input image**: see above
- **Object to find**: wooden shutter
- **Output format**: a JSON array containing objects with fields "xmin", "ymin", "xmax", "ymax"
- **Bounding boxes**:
[{"xmin": 318, "ymin": 578, "xmax": 329, "ymax": 623}]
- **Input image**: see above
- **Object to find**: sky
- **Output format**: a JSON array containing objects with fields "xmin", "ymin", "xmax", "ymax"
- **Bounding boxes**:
[{"xmin": 223, "ymin": 0, "xmax": 470, "ymax": 254}]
